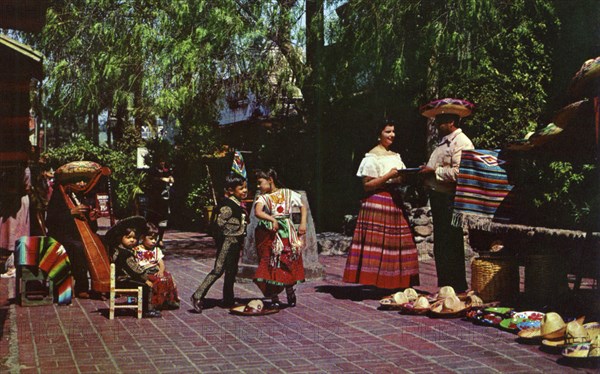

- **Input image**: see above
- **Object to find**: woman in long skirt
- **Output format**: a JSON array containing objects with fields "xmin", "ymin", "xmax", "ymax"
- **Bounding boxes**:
[{"xmin": 343, "ymin": 120, "xmax": 419, "ymax": 289}]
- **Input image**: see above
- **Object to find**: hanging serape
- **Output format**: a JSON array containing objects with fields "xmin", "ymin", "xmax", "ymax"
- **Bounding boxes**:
[
  {"xmin": 451, "ymin": 149, "xmax": 514, "ymax": 230},
  {"xmin": 15, "ymin": 236, "xmax": 73, "ymax": 305},
  {"xmin": 231, "ymin": 150, "xmax": 247, "ymax": 178}
]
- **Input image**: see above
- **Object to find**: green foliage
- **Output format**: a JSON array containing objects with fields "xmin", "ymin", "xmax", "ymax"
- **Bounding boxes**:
[
  {"xmin": 515, "ymin": 159, "xmax": 597, "ymax": 229},
  {"xmin": 43, "ymin": 135, "xmax": 143, "ymax": 217},
  {"xmin": 186, "ymin": 178, "xmax": 215, "ymax": 219}
]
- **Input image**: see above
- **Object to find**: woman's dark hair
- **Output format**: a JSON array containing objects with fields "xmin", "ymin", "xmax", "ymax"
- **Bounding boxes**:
[
  {"xmin": 224, "ymin": 173, "xmax": 247, "ymax": 190},
  {"xmin": 376, "ymin": 119, "xmax": 397, "ymax": 138},
  {"xmin": 141, "ymin": 222, "xmax": 159, "ymax": 238},
  {"xmin": 255, "ymin": 168, "xmax": 282, "ymax": 188}
]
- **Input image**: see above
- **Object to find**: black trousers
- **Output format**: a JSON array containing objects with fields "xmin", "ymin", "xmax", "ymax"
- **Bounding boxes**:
[
  {"xmin": 429, "ymin": 190, "xmax": 468, "ymax": 292},
  {"xmin": 193, "ymin": 236, "xmax": 242, "ymax": 302}
]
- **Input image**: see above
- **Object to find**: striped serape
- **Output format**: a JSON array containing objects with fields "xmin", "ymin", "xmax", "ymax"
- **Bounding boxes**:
[
  {"xmin": 451, "ymin": 149, "xmax": 514, "ymax": 230},
  {"xmin": 15, "ymin": 236, "xmax": 73, "ymax": 305}
]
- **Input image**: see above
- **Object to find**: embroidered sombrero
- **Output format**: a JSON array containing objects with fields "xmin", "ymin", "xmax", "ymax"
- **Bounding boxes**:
[
  {"xmin": 230, "ymin": 299, "xmax": 279, "ymax": 316},
  {"xmin": 420, "ymin": 98, "xmax": 475, "ymax": 119},
  {"xmin": 55, "ymin": 161, "xmax": 111, "ymax": 186},
  {"xmin": 561, "ymin": 334, "xmax": 600, "ymax": 359},
  {"xmin": 568, "ymin": 56, "xmax": 600, "ymax": 99}
]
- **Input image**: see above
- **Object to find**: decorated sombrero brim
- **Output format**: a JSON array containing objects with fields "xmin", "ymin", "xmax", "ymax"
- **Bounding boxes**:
[
  {"xmin": 55, "ymin": 161, "xmax": 110, "ymax": 185},
  {"xmin": 230, "ymin": 299, "xmax": 279, "ymax": 316},
  {"xmin": 104, "ymin": 216, "xmax": 146, "ymax": 247},
  {"xmin": 420, "ymin": 98, "xmax": 475, "ymax": 118},
  {"xmin": 568, "ymin": 56, "xmax": 600, "ymax": 99}
]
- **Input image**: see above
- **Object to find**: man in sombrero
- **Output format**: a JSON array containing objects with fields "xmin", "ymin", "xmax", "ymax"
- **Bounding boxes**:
[{"xmin": 418, "ymin": 98, "xmax": 475, "ymax": 292}]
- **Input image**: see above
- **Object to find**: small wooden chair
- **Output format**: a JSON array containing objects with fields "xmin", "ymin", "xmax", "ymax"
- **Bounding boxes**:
[{"xmin": 109, "ymin": 263, "xmax": 143, "ymax": 319}]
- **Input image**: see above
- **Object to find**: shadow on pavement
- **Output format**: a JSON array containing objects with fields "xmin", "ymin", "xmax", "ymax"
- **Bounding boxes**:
[{"xmin": 314, "ymin": 285, "xmax": 393, "ymax": 301}]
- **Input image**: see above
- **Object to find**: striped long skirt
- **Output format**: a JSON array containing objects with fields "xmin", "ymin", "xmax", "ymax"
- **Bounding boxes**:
[{"xmin": 343, "ymin": 191, "xmax": 419, "ymax": 289}]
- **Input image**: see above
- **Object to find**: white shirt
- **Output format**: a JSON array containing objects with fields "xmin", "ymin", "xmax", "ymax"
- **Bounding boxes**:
[
  {"xmin": 357, "ymin": 153, "xmax": 406, "ymax": 184},
  {"xmin": 425, "ymin": 129, "xmax": 474, "ymax": 194}
]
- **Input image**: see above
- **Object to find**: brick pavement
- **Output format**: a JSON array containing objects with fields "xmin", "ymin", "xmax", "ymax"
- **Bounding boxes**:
[{"xmin": 0, "ymin": 230, "xmax": 598, "ymax": 373}]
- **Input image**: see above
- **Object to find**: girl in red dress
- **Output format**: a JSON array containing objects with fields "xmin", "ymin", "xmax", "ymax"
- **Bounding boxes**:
[{"xmin": 253, "ymin": 169, "xmax": 307, "ymax": 308}]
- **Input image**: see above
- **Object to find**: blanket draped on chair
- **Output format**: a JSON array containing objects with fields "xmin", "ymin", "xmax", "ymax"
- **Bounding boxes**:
[{"xmin": 15, "ymin": 236, "xmax": 73, "ymax": 304}]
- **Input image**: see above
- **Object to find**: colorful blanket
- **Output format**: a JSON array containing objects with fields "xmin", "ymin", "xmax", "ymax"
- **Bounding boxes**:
[
  {"xmin": 15, "ymin": 236, "xmax": 73, "ymax": 305},
  {"xmin": 451, "ymin": 149, "xmax": 514, "ymax": 230}
]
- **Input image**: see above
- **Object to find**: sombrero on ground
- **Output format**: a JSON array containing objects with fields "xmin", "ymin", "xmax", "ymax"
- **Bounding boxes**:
[
  {"xmin": 542, "ymin": 320, "xmax": 589, "ymax": 347},
  {"xmin": 561, "ymin": 334, "xmax": 600, "ymax": 359},
  {"xmin": 230, "ymin": 299, "xmax": 279, "ymax": 316},
  {"xmin": 429, "ymin": 295, "xmax": 470, "ymax": 318},
  {"xmin": 420, "ymin": 98, "xmax": 475, "ymax": 119}
]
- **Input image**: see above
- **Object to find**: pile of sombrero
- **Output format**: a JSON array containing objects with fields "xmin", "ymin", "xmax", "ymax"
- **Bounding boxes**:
[
  {"xmin": 379, "ymin": 288, "xmax": 431, "ymax": 311},
  {"xmin": 559, "ymin": 321, "xmax": 600, "ymax": 360},
  {"xmin": 517, "ymin": 312, "xmax": 586, "ymax": 341},
  {"xmin": 508, "ymin": 56, "xmax": 599, "ymax": 152}
]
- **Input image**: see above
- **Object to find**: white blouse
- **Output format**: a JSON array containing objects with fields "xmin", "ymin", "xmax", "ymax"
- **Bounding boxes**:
[{"xmin": 356, "ymin": 153, "xmax": 406, "ymax": 184}]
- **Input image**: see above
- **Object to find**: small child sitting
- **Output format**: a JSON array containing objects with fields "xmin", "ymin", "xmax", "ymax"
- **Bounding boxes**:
[
  {"xmin": 134, "ymin": 222, "xmax": 180, "ymax": 309},
  {"xmin": 106, "ymin": 216, "xmax": 161, "ymax": 318}
]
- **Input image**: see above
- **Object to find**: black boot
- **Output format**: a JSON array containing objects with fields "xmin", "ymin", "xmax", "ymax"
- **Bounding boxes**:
[
  {"xmin": 271, "ymin": 295, "xmax": 281, "ymax": 309},
  {"xmin": 190, "ymin": 295, "xmax": 203, "ymax": 313},
  {"xmin": 286, "ymin": 286, "xmax": 296, "ymax": 307}
]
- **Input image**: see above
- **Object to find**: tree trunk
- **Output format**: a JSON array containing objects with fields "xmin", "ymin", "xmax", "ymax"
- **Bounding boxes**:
[{"xmin": 305, "ymin": 0, "xmax": 324, "ymax": 228}]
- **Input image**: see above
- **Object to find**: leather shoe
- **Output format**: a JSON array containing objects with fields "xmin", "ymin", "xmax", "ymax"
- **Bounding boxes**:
[
  {"xmin": 143, "ymin": 310, "xmax": 162, "ymax": 318},
  {"xmin": 76, "ymin": 291, "xmax": 91, "ymax": 299},
  {"xmin": 190, "ymin": 295, "xmax": 203, "ymax": 313}
]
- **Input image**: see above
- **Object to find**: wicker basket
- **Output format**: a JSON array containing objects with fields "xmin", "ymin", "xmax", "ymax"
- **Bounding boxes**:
[{"xmin": 471, "ymin": 256, "xmax": 519, "ymax": 303}]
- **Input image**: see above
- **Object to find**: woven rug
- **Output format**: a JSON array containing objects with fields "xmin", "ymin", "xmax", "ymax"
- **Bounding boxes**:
[
  {"xmin": 15, "ymin": 236, "xmax": 73, "ymax": 304},
  {"xmin": 451, "ymin": 149, "xmax": 514, "ymax": 230}
]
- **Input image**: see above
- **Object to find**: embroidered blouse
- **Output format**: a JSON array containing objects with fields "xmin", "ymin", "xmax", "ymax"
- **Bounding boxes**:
[
  {"xmin": 133, "ymin": 245, "xmax": 164, "ymax": 271},
  {"xmin": 256, "ymin": 188, "xmax": 304, "ymax": 258},
  {"xmin": 356, "ymin": 153, "xmax": 406, "ymax": 184}
]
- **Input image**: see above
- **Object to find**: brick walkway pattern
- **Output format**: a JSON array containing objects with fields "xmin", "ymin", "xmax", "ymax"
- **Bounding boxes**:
[{"xmin": 0, "ymin": 230, "xmax": 597, "ymax": 373}]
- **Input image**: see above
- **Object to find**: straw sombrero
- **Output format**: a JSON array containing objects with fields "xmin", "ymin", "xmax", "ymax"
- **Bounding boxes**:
[
  {"xmin": 420, "ymin": 98, "xmax": 475, "ymax": 119},
  {"xmin": 542, "ymin": 320, "xmax": 589, "ymax": 347},
  {"xmin": 380, "ymin": 289, "xmax": 424, "ymax": 308},
  {"xmin": 398, "ymin": 296, "xmax": 431, "ymax": 315},
  {"xmin": 430, "ymin": 295, "xmax": 470, "ymax": 318},
  {"xmin": 230, "ymin": 299, "xmax": 279, "ymax": 316},
  {"xmin": 517, "ymin": 313, "xmax": 584, "ymax": 340},
  {"xmin": 561, "ymin": 334, "xmax": 600, "ymax": 359},
  {"xmin": 568, "ymin": 56, "xmax": 600, "ymax": 99}
]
